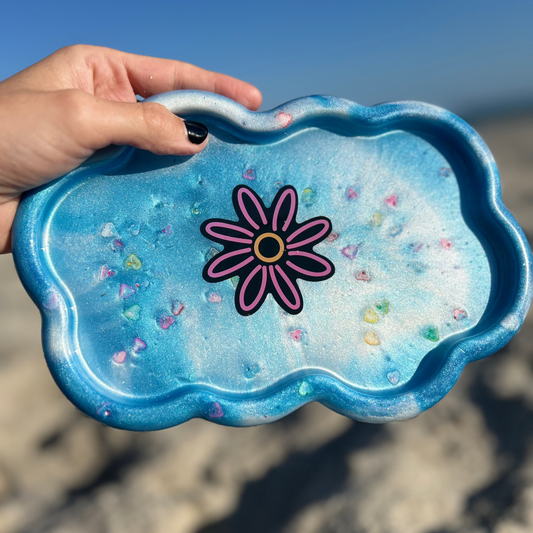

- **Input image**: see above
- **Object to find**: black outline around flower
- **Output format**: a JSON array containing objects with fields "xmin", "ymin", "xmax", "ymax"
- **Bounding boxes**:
[{"xmin": 200, "ymin": 185, "xmax": 335, "ymax": 316}]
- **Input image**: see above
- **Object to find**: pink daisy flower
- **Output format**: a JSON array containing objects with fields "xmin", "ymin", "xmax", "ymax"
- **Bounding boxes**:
[{"xmin": 201, "ymin": 185, "xmax": 335, "ymax": 316}]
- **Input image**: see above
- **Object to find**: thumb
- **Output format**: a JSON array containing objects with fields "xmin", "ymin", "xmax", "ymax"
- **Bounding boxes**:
[{"xmin": 84, "ymin": 95, "xmax": 208, "ymax": 156}]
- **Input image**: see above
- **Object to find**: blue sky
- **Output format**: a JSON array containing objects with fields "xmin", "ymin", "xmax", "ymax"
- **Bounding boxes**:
[{"xmin": 1, "ymin": 0, "xmax": 532, "ymax": 118}]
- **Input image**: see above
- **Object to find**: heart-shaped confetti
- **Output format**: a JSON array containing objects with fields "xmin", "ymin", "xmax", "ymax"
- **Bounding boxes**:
[
  {"xmin": 364, "ymin": 331, "xmax": 380, "ymax": 346},
  {"xmin": 208, "ymin": 292, "xmax": 222, "ymax": 303},
  {"xmin": 124, "ymin": 254, "xmax": 142, "ymax": 270},
  {"xmin": 132, "ymin": 337, "xmax": 147, "ymax": 352},
  {"xmin": 277, "ymin": 112, "xmax": 293, "ymax": 128},
  {"xmin": 341, "ymin": 245, "xmax": 358, "ymax": 260},
  {"xmin": 159, "ymin": 315, "xmax": 175, "ymax": 330},
  {"xmin": 113, "ymin": 351, "xmax": 127, "ymax": 364},
  {"xmin": 355, "ymin": 271, "xmax": 371, "ymax": 282},
  {"xmin": 99, "ymin": 265, "xmax": 116, "ymax": 280},
  {"xmin": 440, "ymin": 238, "xmax": 452, "ymax": 250},
  {"xmin": 389, "ymin": 225, "xmax": 403, "ymax": 237},
  {"xmin": 385, "ymin": 195, "xmax": 398, "ymax": 207},
  {"xmin": 423, "ymin": 326, "xmax": 439, "ymax": 342},
  {"xmin": 119, "ymin": 284, "xmax": 136, "ymax": 300},
  {"xmin": 327, "ymin": 232, "xmax": 339, "ymax": 243},
  {"xmin": 298, "ymin": 381, "xmax": 314, "ymax": 396},
  {"xmin": 161, "ymin": 224, "xmax": 172, "ymax": 236},
  {"xmin": 208, "ymin": 402, "xmax": 224, "ymax": 418},
  {"xmin": 242, "ymin": 168, "xmax": 256, "ymax": 181},
  {"xmin": 453, "ymin": 308, "xmax": 467, "ymax": 320},
  {"xmin": 101, "ymin": 223, "xmax": 116, "ymax": 238},
  {"xmin": 123, "ymin": 304, "xmax": 141, "ymax": 321},
  {"xmin": 387, "ymin": 371, "xmax": 400, "ymax": 384},
  {"xmin": 112, "ymin": 239, "xmax": 124, "ymax": 252},
  {"xmin": 364, "ymin": 308, "xmax": 379, "ymax": 323},
  {"xmin": 302, "ymin": 187, "xmax": 317, "ymax": 205},
  {"xmin": 375, "ymin": 300, "xmax": 389, "ymax": 314},
  {"xmin": 370, "ymin": 213, "xmax": 382, "ymax": 226},
  {"xmin": 172, "ymin": 300, "xmax": 184, "ymax": 316},
  {"xmin": 290, "ymin": 329, "xmax": 303, "ymax": 341},
  {"xmin": 347, "ymin": 188, "xmax": 359, "ymax": 199}
]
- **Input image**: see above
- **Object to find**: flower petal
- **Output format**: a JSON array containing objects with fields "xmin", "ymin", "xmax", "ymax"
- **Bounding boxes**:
[
  {"xmin": 286, "ymin": 218, "xmax": 331, "ymax": 249},
  {"xmin": 236, "ymin": 265, "xmax": 268, "ymax": 315},
  {"xmin": 204, "ymin": 221, "xmax": 254, "ymax": 244},
  {"xmin": 234, "ymin": 186, "xmax": 268, "ymax": 230},
  {"xmin": 286, "ymin": 251, "xmax": 333, "ymax": 279},
  {"xmin": 206, "ymin": 248, "xmax": 254, "ymax": 280},
  {"xmin": 269, "ymin": 264, "xmax": 302, "ymax": 313},
  {"xmin": 272, "ymin": 187, "xmax": 297, "ymax": 233}
]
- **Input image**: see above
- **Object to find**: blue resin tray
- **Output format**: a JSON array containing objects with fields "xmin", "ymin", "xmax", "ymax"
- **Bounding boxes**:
[{"xmin": 12, "ymin": 91, "xmax": 533, "ymax": 430}]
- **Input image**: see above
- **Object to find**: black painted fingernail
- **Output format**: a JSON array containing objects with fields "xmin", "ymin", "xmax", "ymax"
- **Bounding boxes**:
[{"xmin": 184, "ymin": 121, "xmax": 208, "ymax": 144}]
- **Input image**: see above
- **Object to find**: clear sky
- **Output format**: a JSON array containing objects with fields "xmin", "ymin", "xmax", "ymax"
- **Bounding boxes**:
[{"xmin": 1, "ymin": 0, "xmax": 532, "ymax": 118}]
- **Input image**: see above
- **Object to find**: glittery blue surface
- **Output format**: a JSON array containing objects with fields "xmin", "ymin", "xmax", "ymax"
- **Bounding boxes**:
[{"xmin": 12, "ymin": 91, "xmax": 533, "ymax": 430}]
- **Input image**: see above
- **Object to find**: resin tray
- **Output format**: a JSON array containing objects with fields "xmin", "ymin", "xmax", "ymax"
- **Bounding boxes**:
[{"xmin": 13, "ymin": 91, "xmax": 533, "ymax": 430}]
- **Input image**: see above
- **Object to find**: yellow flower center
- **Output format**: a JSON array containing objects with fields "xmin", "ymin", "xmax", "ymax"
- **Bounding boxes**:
[{"xmin": 254, "ymin": 232, "xmax": 285, "ymax": 263}]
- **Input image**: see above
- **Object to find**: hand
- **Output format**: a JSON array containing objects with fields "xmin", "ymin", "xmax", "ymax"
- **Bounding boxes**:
[{"xmin": 0, "ymin": 45, "xmax": 262, "ymax": 253}]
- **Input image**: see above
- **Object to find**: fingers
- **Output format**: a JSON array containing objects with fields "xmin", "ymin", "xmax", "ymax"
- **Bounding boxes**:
[
  {"xmin": 119, "ymin": 50, "xmax": 263, "ymax": 110},
  {"xmin": 82, "ymin": 94, "xmax": 209, "ymax": 156}
]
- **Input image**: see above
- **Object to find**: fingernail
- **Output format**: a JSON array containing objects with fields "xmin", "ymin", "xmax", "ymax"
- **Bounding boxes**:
[{"xmin": 184, "ymin": 121, "xmax": 208, "ymax": 145}]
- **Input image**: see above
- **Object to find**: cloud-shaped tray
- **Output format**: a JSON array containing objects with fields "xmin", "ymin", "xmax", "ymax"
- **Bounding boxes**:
[{"xmin": 12, "ymin": 91, "xmax": 533, "ymax": 430}]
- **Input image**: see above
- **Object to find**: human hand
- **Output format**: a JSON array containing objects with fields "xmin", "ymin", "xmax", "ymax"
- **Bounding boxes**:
[{"xmin": 0, "ymin": 45, "xmax": 262, "ymax": 253}]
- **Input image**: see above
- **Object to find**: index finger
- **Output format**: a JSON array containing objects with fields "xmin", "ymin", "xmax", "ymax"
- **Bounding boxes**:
[{"xmin": 120, "ymin": 51, "xmax": 262, "ymax": 111}]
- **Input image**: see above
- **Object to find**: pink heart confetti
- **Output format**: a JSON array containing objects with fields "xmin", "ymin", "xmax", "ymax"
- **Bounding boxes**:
[
  {"xmin": 208, "ymin": 402, "xmax": 224, "ymax": 418},
  {"xmin": 341, "ymin": 245, "xmax": 359, "ymax": 260},
  {"xmin": 242, "ymin": 168, "xmax": 256, "ymax": 181},
  {"xmin": 113, "ymin": 351, "xmax": 127, "ymax": 363},
  {"xmin": 327, "ymin": 232, "xmax": 339, "ymax": 243},
  {"xmin": 132, "ymin": 337, "xmax": 147, "ymax": 352},
  {"xmin": 208, "ymin": 292, "xmax": 222, "ymax": 303},
  {"xmin": 172, "ymin": 300, "xmax": 184, "ymax": 316},
  {"xmin": 347, "ymin": 188, "xmax": 359, "ymax": 199},
  {"xmin": 440, "ymin": 238, "xmax": 452, "ymax": 250},
  {"xmin": 355, "ymin": 271, "xmax": 371, "ymax": 282},
  {"xmin": 290, "ymin": 329, "xmax": 303, "ymax": 341},
  {"xmin": 277, "ymin": 112, "xmax": 293, "ymax": 128},
  {"xmin": 162, "ymin": 224, "xmax": 172, "ymax": 236},
  {"xmin": 99, "ymin": 265, "xmax": 116, "ymax": 280},
  {"xmin": 453, "ymin": 309, "xmax": 467, "ymax": 321},
  {"xmin": 386, "ymin": 194, "xmax": 398, "ymax": 207},
  {"xmin": 158, "ymin": 315, "xmax": 175, "ymax": 330}
]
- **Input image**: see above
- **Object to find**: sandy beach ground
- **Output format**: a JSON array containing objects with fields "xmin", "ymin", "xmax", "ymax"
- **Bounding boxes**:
[{"xmin": 0, "ymin": 113, "xmax": 532, "ymax": 533}]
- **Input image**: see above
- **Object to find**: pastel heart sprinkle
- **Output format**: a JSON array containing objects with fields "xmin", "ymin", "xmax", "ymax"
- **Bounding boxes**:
[
  {"xmin": 299, "ymin": 381, "xmax": 314, "ymax": 396},
  {"xmin": 341, "ymin": 245, "xmax": 358, "ymax": 260},
  {"xmin": 375, "ymin": 300, "xmax": 389, "ymax": 314},
  {"xmin": 132, "ymin": 337, "xmax": 147, "ymax": 352},
  {"xmin": 119, "ymin": 284, "xmax": 136, "ymax": 300},
  {"xmin": 327, "ymin": 232, "xmax": 339, "ymax": 243},
  {"xmin": 158, "ymin": 315, "xmax": 175, "ymax": 330},
  {"xmin": 364, "ymin": 331, "xmax": 380, "ymax": 346},
  {"xmin": 302, "ymin": 187, "xmax": 317, "ymax": 205},
  {"xmin": 290, "ymin": 329, "xmax": 302, "ymax": 341},
  {"xmin": 385, "ymin": 195, "xmax": 398, "ymax": 207},
  {"xmin": 355, "ymin": 271, "xmax": 371, "ymax": 282},
  {"xmin": 123, "ymin": 304, "xmax": 141, "ymax": 321},
  {"xmin": 243, "ymin": 168, "xmax": 256, "ymax": 180},
  {"xmin": 208, "ymin": 292, "xmax": 222, "ymax": 303},
  {"xmin": 172, "ymin": 300, "xmax": 184, "ymax": 316},
  {"xmin": 410, "ymin": 243, "xmax": 423, "ymax": 253},
  {"xmin": 100, "ymin": 265, "xmax": 116, "ymax": 280},
  {"xmin": 101, "ymin": 223, "xmax": 116, "ymax": 238},
  {"xmin": 347, "ymin": 188, "xmax": 359, "ymax": 199},
  {"xmin": 277, "ymin": 112, "xmax": 293, "ymax": 128},
  {"xmin": 208, "ymin": 402, "xmax": 224, "ymax": 418},
  {"xmin": 364, "ymin": 308, "xmax": 379, "ymax": 323},
  {"xmin": 112, "ymin": 239, "xmax": 124, "ymax": 252},
  {"xmin": 440, "ymin": 167, "xmax": 452, "ymax": 178},
  {"xmin": 440, "ymin": 238, "xmax": 452, "ymax": 250},
  {"xmin": 124, "ymin": 254, "xmax": 142, "ymax": 271},
  {"xmin": 389, "ymin": 225, "xmax": 403, "ymax": 237},
  {"xmin": 423, "ymin": 326, "xmax": 439, "ymax": 342},
  {"xmin": 370, "ymin": 213, "xmax": 382, "ymax": 226},
  {"xmin": 162, "ymin": 224, "xmax": 172, "ymax": 236},
  {"xmin": 387, "ymin": 371, "xmax": 400, "ymax": 385},
  {"xmin": 112, "ymin": 351, "xmax": 127, "ymax": 364},
  {"xmin": 453, "ymin": 308, "xmax": 467, "ymax": 321}
]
